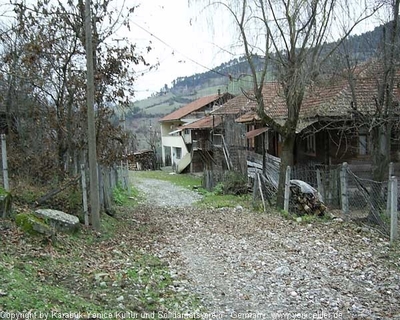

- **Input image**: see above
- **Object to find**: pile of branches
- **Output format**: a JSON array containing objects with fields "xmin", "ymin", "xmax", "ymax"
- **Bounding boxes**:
[{"xmin": 290, "ymin": 180, "xmax": 327, "ymax": 216}]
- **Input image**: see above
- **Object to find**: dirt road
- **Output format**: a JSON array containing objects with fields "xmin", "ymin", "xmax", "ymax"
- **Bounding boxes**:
[{"xmin": 132, "ymin": 175, "xmax": 400, "ymax": 319}]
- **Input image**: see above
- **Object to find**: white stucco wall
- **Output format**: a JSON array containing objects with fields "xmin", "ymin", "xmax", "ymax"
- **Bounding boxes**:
[{"xmin": 161, "ymin": 135, "xmax": 189, "ymax": 167}]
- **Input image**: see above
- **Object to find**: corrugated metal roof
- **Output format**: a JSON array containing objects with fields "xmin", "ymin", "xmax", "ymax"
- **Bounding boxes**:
[{"xmin": 180, "ymin": 115, "xmax": 223, "ymax": 130}]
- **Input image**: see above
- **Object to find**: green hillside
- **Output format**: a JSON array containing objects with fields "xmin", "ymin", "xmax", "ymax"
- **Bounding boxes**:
[
  {"xmin": 126, "ymin": 21, "xmax": 392, "ymax": 151},
  {"xmin": 128, "ymin": 21, "xmax": 390, "ymax": 121}
]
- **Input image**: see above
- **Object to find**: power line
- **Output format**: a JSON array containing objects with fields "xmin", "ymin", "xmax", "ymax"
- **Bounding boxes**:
[{"xmin": 131, "ymin": 21, "xmax": 250, "ymax": 82}]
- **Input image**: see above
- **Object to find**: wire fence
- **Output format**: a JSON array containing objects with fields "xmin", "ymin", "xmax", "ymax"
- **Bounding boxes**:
[
  {"xmin": 249, "ymin": 152, "xmax": 398, "ymax": 237},
  {"xmin": 0, "ymin": 133, "xmax": 130, "ymax": 226}
]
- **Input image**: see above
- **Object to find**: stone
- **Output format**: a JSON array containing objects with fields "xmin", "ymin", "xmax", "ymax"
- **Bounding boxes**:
[
  {"xmin": 274, "ymin": 266, "xmax": 291, "ymax": 276},
  {"xmin": 15, "ymin": 213, "xmax": 54, "ymax": 236},
  {"xmin": 34, "ymin": 209, "xmax": 80, "ymax": 233}
]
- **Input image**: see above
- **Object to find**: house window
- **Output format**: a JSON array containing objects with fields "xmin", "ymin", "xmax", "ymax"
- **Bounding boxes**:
[
  {"xmin": 359, "ymin": 134, "xmax": 369, "ymax": 155},
  {"xmin": 184, "ymin": 129, "xmax": 189, "ymax": 135},
  {"xmin": 175, "ymin": 147, "xmax": 182, "ymax": 159},
  {"xmin": 306, "ymin": 134, "xmax": 316, "ymax": 154}
]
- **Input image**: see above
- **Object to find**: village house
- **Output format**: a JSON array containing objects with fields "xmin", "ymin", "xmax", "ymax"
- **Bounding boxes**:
[
  {"xmin": 159, "ymin": 92, "xmax": 234, "ymax": 172},
  {"xmin": 235, "ymin": 66, "xmax": 400, "ymax": 171}
]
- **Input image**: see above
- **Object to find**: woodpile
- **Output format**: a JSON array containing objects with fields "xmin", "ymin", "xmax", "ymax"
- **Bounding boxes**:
[
  {"xmin": 290, "ymin": 180, "xmax": 327, "ymax": 216},
  {"xmin": 126, "ymin": 150, "xmax": 156, "ymax": 171}
]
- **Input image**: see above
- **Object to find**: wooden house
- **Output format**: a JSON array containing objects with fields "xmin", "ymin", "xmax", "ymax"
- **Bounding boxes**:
[
  {"xmin": 235, "ymin": 66, "xmax": 400, "ymax": 170},
  {"xmin": 159, "ymin": 92, "xmax": 234, "ymax": 172}
]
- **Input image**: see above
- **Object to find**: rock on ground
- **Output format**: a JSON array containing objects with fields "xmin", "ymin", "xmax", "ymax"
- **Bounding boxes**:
[{"xmin": 35, "ymin": 209, "xmax": 80, "ymax": 233}]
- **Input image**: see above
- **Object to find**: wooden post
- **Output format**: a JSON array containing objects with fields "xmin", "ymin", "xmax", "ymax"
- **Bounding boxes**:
[
  {"xmin": 262, "ymin": 132, "xmax": 266, "ymax": 174},
  {"xmin": 103, "ymin": 167, "xmax": 112, "ymax": 211},
  {"xmin": 257, "ymin": 173, "xmax": 266, "ymax": 212},
  {"xmin": 98, "ymin": 165, "xmax": 104, "ymax": 209},
  {"xmin": 284, "ymin": 166, "xmax": 291, "ymax": 212},
  {"xmin": 340, "ymin": 162, "xmax": 349, "ymax": 217},
  {"xmin": 124, "ymin": 161, "xmax": 129, "ymax": 190},
  {"xmin": 387, "ymin": 162, "xmax": 394, "ymax": 216},
  {"xmin": 1, "ymin": 134, "xmax": 9, "ymax": 192},
  {"xmin": 85, "ymin": 0, "xmax": 100, "ymax": 230},
  {"xmin": 81, "ymin": 164, "xmax": 89, "ymax": 226},
  {"xmin": 390, "ymin": 176, "xmax": 398, "ymax": 244},
  {"xmin": 316, "ymin": 168, "xmax": 324, "ymax": 202}
]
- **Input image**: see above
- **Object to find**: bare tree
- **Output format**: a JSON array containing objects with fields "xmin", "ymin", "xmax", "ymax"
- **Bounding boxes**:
[
  {"xmin": 191, "ymin": 0, "xmax": 380, "ymax": 208},
  {"xmin": 340, "ymin": 0, "xmax": 400, "ymax": 224}
]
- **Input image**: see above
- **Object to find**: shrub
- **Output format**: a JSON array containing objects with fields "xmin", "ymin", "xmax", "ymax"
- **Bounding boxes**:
[{"xmin": 222, "ymin": 171, "xmax": 248, "ymax": 195}]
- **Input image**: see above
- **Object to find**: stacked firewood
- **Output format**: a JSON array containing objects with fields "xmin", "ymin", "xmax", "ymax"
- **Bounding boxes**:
[
  {"xmin": 126, "ymin": 150, "xmax": 156, "ymax": 171},
  {"xmin": 290, "ymin": 180, "xmax": 327, "ymax": 216}
]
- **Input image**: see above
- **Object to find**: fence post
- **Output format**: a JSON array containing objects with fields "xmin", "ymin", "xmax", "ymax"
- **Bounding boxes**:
[
  {"xmin": 1, "ymin": 134, "xmax": 9, "ymax": 192},
  {"xmin": 80, "ymin": 164, "xmax": 89, "ymax": 226},
  {"xmin": 316, "ymin": 168, "xmax": 324, "ymax": 202},
  {"xmin": 387, "ymin": 162, "xmax": 394, "ymax": 216},
  {"xmin": 340, "ymin": 162, "xmax": 349, "ymax": 218},
  {"xmin": 123, "ymin": 161, "xmax": 129, "ymax": 190},
  {"xmin": 98, "ymin": 165, "xmax": 104, "ymax": 210},
  {"xmin": 257, "ymin": 173, "xmax": 266, "ymax": 212},
  {"xmin": 390, "ymin": 176, "xmax": 398, "ymax": 244},
  {"xmin": 103, "ymin": 167, "xmax": 112, "ymax": 211},
  {"xmin": 284, "ymin": 166, "xmax": 291, "ymax": 212}
]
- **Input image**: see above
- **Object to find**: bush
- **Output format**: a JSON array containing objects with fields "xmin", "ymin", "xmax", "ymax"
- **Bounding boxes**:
[{"xmin": 222, "ymin": 172, "xmax": 248, "ymax": 195}]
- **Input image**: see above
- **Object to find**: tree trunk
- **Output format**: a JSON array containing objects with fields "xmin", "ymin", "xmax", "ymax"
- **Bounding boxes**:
[
  {"xmin": 276, "ymin": 132, "xmax": 296, "ymax": 209},
  {"xmin": 369, "ymin": 125, "xmax": 389, "ymax": 224}
]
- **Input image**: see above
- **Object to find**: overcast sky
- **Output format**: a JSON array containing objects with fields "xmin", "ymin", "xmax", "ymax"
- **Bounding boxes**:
[
  {"xmin": 129, "ymin": 0, "xmax": 238, "ymax": 101},
  {"xmin": 127, "ymin": 0, "xmax": 388, "ymax": 101}
]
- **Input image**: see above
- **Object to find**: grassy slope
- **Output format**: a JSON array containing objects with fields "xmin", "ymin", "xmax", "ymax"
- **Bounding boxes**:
[{"xmin": 132, "ymin": 75, "xmax": 254, "ymax": 116}]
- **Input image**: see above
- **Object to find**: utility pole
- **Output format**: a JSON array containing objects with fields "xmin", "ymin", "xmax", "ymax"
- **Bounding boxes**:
[{"xmin": 85, "ymin": 0, "xmax": 100, "ymax": 230}]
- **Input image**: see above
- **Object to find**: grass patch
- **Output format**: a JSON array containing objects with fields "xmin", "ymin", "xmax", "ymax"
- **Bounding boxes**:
[
  {"xmin": 112, "ymin": 184, "xmax": 130, "ymax": 206},
  {"xmin": 0, "ymin": 257, "xmax": 103, "ymax": 312},
  {"xmin": 197, "ymin": 193, "xmax": 252, "ymax": 209},
  {"xmin": 0, "ymin": 204, "xmax": 202, "ymax": 316},
  {"xmin": 132, "ymin": 170, "xmax": 253, "ymax": 209}
]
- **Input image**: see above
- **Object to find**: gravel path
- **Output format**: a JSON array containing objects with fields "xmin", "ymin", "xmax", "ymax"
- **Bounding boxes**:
[
  {"xmin": 132, "ymin": 175, "xmax": 400, "ymax": 319},
  {"xmin": 134, "ymin": 177, "xmax": 203, "ymax": 207}
]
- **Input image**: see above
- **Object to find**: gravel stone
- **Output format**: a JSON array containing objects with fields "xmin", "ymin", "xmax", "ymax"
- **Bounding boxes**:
[
  {"xmin": 134, "ymin": 177, "xmax": 202, "ymax": 207},
  {"xmin": 132, "ymin": 175, "xmax": 400, "ymax": 319}
]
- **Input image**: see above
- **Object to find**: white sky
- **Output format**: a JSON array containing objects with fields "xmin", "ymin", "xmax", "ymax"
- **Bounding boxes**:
[
  {"xmin": 0, "ymin": 0, "xmax": 387, "ymax": 102},
  {"xmin": 127, "ymin": 0, "xmax": 387, "ymax": 101},
  {"xmin": 129, "ymin": 0, "xmax": 239, "ymax": 101}
]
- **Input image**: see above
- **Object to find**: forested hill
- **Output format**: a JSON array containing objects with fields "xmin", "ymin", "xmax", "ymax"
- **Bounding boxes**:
[
  {"xmin": 169, "ymin": 22, "xmax": 389, "ymax": 94},
  {"xmin": 129, "ymin": 22, "xmax": 392, "ymax": 119}
]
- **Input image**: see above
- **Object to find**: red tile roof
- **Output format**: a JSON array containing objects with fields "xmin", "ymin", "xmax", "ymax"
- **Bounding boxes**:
[
  {"xmin": 181, "ymin": 115, "xmax": 223, "ymax": 130},
  {"xmin": 212, "ymin": 94, "xmax": 253, "ymax": 115},
  {"xmin": 160, "ymin": 93, "xmax": 232, "ymax": 122},
  {"xmin": 235, "ymin": 68, "xmax": 400, "ymax": 127}
]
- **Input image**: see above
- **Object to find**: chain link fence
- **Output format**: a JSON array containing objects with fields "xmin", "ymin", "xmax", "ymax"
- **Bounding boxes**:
[{"xmin": 249, "ymin": 151, "xmax": 398, "ymax": 236}]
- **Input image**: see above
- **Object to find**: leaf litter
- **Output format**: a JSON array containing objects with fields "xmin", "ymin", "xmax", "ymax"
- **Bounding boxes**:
[
  {"xmin": 133, "ymin": 177, "xmax": 400, "ymax": 319},
  {"xmin": 1, "ymin": 176, "xmax": 400, "ymax": 319}
]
